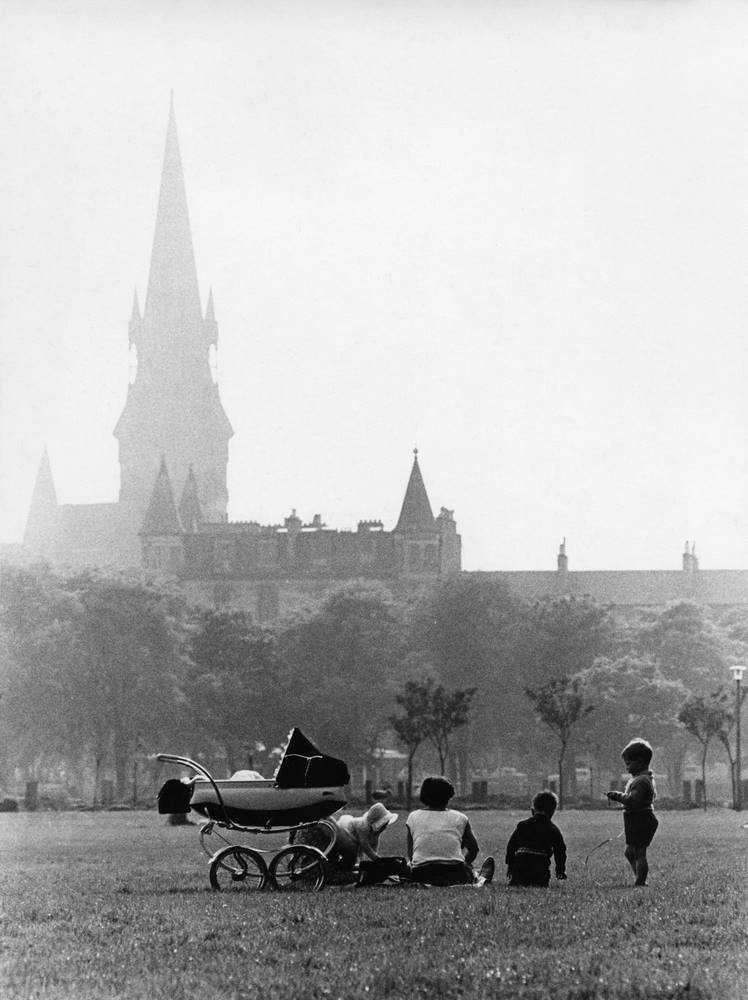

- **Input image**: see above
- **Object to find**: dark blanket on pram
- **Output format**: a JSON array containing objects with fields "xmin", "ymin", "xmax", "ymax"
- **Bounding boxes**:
[{"xmin": 274, "ymin": 728, "xmax": 350, "ymax": 788}]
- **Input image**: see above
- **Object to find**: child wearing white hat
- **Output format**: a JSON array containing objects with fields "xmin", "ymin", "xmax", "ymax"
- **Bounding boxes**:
[{"xmin": 334, "ymin": 802, "xmax": 399, "ymax": 869}]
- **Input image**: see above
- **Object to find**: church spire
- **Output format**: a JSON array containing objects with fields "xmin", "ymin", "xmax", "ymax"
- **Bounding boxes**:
[
  {"xmin": 395, "ymin": 449, "xmax": 435, "ymax": 531},
  {"xmin": 114, "ymin": 100, "xmax": 233, "ymax": 536},
  {"xmin": 143, "ymin": 96, "xmax": 202, "ymax": 338}
]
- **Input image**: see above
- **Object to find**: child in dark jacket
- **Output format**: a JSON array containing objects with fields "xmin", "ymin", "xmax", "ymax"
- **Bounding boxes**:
[{"xmin": 505, "ymin": 790, "xmax": 567, "ymax": 887}]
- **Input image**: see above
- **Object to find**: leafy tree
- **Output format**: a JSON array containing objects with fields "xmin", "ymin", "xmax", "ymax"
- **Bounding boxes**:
[
  {"xmin": 0, "ymin": 566, "xmax": 82, "ymax": 775},
  {"xmin": 576, "ymin": 655, "xmax": 688, "ymax": 782},
  {"xmin": 409, "ymin": 576, "xmax": 522, "ymax": 782},
  {"xmin": 678, "ymin": 693, "xmax": 726, "ymax": 810},
  {"xmin": 0, "ymin": 567, "xmax": 189, "ymax": 804},
  {"xmin": 640, "ymin": 602, "xmax": 729, "ymax": 694},
  {"xmin": 714, "ymin": 607, "xmax": 748, "ymax": 649},
  {"xmin": 69, "ymin": 574, "xmax": 189, "ymax": 802},
  {"xmin": 634, "ymin": 603, "xmax": 748, "ymax": 794},
  {"xmin": 515, "ymin": 595, "xmax": 616, "ymax": 685},
  {"xmin": 186, "ymin": 609, "xmax": 282, "ymax": 773},
  {"xmin": 278, "ymin": 582, "xmax": 404, "ymax": 770},
  {"xmin": 525, "ymin": 676, "xmax": 594, "ymax": 809},
  {"xmin": 515, "ymin": 596, "xmax": 613, "ymax": 793}
]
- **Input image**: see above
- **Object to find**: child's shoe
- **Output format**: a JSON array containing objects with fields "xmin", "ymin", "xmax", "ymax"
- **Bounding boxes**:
[{"xmin": 477, "ymin": 857, "xmax": 495, "ymax": 884}]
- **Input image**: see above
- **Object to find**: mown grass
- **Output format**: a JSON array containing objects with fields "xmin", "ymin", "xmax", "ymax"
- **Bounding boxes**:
[{"xmin": 0, "ymin": 809, "xmax": 745, "ymax": 999}]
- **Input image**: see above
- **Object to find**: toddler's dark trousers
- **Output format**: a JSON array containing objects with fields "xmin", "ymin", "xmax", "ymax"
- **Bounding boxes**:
[{"xmin": 508, "ymin": 856, "xmax": 550, "ymax": 887}]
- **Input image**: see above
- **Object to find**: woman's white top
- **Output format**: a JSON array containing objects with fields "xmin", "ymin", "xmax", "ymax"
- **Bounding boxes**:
[{"xmin": 406, "ymin": 808, "xmax": 468, "ymax": 866}]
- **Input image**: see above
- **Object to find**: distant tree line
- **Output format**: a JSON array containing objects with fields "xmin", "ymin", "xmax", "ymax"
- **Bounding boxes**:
[{"xmin": 0, "ymin": 565, "xmax": 745, "ymax": 808}]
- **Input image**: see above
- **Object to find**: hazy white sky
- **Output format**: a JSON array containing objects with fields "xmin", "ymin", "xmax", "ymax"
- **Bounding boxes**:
[{"xmin": 2, "ymin": 0, "xmax": 748, "ymax": 571}]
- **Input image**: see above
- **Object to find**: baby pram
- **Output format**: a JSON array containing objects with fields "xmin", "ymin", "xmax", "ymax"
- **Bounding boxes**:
[{"xmin": 157, "ymin": 728, "xmax": 349, "ymax": 891}]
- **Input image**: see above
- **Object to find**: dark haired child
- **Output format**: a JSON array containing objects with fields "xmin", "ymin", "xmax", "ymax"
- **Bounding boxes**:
[
  {"xmin": 606, "ymin": 738, "xmax": 658, "ymax": 887},
  {"xmin": 406, "ymin": 776, "xmax": 495, "ymax": 886},
  {"xmin": 505, "ymin": 790, "xmax": 567, "ymax": 887}
]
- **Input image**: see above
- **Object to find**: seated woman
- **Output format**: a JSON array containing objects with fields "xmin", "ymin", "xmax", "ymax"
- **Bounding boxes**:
[{"xmin": 406, "ymin": 777, "xmax": 494, "ymax": 886}]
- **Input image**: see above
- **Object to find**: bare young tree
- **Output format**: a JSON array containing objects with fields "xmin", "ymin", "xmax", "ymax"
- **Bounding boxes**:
[
  {"xmin": 426, "ymin": 683, "xmax": 476, "ymax": 778},
  {"xmin": 525, "ymin": 676, "xmax": 594, "ymax": 810},
  {"xmin": 679, "ymin": 691, "xmax": 733, "ymax": 810},
  {"xmin": 713, "ymin": 685, "xmax": 748, "ymax": 809},
  {"xmin": 390, "ymin": 677, "xmax": 475, "ymax": 804},
  {"xmin": 389, "ymin": 680, "xmax": 432, "ymax": 808}
]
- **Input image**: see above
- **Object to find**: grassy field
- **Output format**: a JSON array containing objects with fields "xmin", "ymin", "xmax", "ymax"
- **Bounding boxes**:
[{"xmin": 0, "ymin": 808, "xmax": 746, "ymax": 1000}]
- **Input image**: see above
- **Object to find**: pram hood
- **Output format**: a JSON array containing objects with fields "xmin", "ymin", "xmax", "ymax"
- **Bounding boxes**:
[{"xmin": 274, "ymin": 728, "xmax": 350, "ymax": 789}]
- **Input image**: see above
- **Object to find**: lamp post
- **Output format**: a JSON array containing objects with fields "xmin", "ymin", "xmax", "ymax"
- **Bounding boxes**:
[{"xmin": 730, "ymin": 665, "xmax": 745, "ymax": 811}]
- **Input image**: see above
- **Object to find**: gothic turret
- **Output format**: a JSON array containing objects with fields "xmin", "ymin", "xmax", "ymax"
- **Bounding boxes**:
[
  {"xmin": 178, "ymin": 466, "xmax": 202, "ymax": 534},
  {"xmin": 394, "ymin": 450, "xmax": 460, "ymax": 575},
  {"xmin": 140, "ymin": 458, "xmax": 184, "ymax": 573},
  {"xmin": 395, "ymin": 449, "xmax": 435, "ymax": 532},
  {"xmin": 141, "ymin": 457, "xmax": 182, "ymax": 536},
  {"xmin": 23, "ymin": 447, "xmax": 59, "ymax": 558},
  {"xmin": 114, "ymin": 96, "xmax": 233, "ymax": 555}
]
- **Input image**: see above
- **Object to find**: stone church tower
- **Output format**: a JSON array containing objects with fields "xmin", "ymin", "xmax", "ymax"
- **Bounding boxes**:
[
  {"xmin": 114, "ymin": 98, "xmax": 233, "ymax": 552},
  {"xmin": 23, "ymin": 99, "xmax": 233, "ymax": 568}
]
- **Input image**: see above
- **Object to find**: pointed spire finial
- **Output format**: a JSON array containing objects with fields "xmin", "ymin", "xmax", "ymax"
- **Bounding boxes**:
[
  {"xmin": 141, "ymin": 456, "xmax": 182, "ymax": 535},
  {"xmin": 143, "ymin": 96, "xmax": 201, "ymax": 332},
  {"xmin": 23, "ymin": 446, "xmax": 59, "ymax": 550},
  {"xmin": 396, "ymin": 449, "xmax": 435, "ymax": 532},
  {"xmin": 178, "ymin": 464, "xmax": 202, "ymax": 533}
]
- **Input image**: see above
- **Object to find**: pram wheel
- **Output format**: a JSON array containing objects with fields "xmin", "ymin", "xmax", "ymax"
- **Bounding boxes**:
[
  {"xmin": 269, "ymin": 845, "xmax": 326, "ymax": 891},
  {"xmin": 209, "ymin": 846, "xmax": 268, "ymax": 892}
]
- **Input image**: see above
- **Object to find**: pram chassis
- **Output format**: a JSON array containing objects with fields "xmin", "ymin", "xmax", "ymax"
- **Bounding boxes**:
[{"xmin": 156, "ymin": 753, "xmax": 337, "ymax": 891}]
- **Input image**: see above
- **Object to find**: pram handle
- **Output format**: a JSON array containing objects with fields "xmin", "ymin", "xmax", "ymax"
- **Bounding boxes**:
[{"xmin": 156, "ymin": 753, "xmax": 232, "ymax": 827}]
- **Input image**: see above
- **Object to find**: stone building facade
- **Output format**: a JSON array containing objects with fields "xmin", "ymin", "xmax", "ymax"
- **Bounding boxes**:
[
  {"xmin": 18, "ymin": 103, "xmax": 748, "ymax": 618},
  {"xmin": 139, "ymin": 450, "xmax": 461, "ymax": 620},
  {"xmin": 20, "ymin": 102, "xmax": 461, "ymax": 615},
  {"xmin": 480, "ymin": 540, "xmax": 748, "ymax": 611}
]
